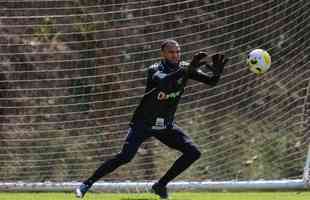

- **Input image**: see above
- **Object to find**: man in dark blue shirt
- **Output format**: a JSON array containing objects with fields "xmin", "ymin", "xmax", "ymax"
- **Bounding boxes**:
[{"xmin": 76, "ymin": 40, "xmax": 228, "ymax": 199}]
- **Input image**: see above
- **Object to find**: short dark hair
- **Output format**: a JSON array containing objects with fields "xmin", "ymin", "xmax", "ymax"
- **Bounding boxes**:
[{"xmin": 160, "ymin": 39, "xmax": 180, "ymax": 51}]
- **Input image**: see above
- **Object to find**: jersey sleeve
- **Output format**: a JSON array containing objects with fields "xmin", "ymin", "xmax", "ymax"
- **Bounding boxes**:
[
  {"xmin": 145, "ymin": 66, "xmax": 157, "ymax": 92},
  {"xmin": 188, "ymin": 68, "xmax": 220, "ymax": 86},
  {"xmin": 145, "ymin": 63, "xmax": 186, "ymax": 92}
]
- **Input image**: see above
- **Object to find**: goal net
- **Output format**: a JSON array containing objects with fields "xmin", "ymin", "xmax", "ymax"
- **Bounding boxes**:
[{"xmin": 0, "ymin": 0, "xmax": 309, "ymax": 192}]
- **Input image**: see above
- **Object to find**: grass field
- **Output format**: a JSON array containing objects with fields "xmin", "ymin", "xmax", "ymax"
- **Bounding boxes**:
[{"xmin": 0, "ymin": 192, "xmax": 310, "ymax": 200}]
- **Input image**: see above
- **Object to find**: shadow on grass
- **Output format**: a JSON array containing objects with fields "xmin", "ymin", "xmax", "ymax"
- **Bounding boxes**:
[{"xmin": 120, "ymin": 198, "xmax": 157, "ymax": 200}]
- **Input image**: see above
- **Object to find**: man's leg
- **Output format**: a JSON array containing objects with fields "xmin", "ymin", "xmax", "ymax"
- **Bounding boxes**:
[
  {"xmin": 76, "ymin": 124, "xmax": 149, "ymax": 198},
  {"xmin": 152, "ymin": 125, "xmax": 201, "ymax": 196}
]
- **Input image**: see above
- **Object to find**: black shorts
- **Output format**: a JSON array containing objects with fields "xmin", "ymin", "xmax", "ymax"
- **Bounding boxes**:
[{"xmin": 117, "ymin": 121, "xmax": 199, "ymax": 161}]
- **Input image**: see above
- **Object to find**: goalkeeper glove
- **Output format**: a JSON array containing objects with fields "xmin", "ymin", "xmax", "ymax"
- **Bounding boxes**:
[
  {"xmin": 206, "ymin": 54, "xmax": 228, "ymax": 76},
  {"xmin": 188, "ymin": 52, "xmax": 207, "ymax": 72}
]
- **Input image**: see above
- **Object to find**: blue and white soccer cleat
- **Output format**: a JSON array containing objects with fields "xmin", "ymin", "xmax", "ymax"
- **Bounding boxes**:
[{"xmin": 75, "ymin": 183, "xmax": 91, "ymax": 198}]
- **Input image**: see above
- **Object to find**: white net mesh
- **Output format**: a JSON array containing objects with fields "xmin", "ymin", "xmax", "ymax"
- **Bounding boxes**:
[{"xmin": 0, "ymin": 0, "xmax": 309, "ymax": 186}]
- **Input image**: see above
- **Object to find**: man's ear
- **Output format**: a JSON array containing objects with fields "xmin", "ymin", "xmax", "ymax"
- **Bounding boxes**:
[{"xmin": 160, "ymin": 51, "xmax": 164, "ymax": 59}]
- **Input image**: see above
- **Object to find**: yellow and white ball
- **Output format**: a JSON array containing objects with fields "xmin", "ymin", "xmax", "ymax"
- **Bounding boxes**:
[{"xmin": 247, "ymin": 49, "xmax": 271, "ymax": 75}]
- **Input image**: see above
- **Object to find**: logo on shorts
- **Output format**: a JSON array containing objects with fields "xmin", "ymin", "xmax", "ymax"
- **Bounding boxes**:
[{"xmin": 177, "ymin": 78, "xmax": 183, "ymax": 85}]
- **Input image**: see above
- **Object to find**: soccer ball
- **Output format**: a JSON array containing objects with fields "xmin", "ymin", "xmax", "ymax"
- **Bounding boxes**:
[{"xmin": 247, "ymin": 49, "xmax": 271, "ymax": 75}]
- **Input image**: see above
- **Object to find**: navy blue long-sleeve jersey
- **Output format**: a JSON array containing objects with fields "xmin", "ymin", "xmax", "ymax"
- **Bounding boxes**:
[{"xmin": 131, "ymin": 60, "xmax": 220, "ymax": 129}]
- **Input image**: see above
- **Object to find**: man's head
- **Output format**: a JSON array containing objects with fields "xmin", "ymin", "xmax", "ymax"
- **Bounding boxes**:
[{"xmin": 160, "ymin": 39, "xmax": 181, "ymax": 66}]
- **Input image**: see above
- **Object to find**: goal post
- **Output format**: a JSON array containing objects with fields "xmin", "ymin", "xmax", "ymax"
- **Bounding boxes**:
[
  {"xmin": 0, "ymin": 180, "xmax": 306, "ymax": 192},
  {"xmin": 0, "ymin": 0, "xmax": 309, "ymax": 192}
]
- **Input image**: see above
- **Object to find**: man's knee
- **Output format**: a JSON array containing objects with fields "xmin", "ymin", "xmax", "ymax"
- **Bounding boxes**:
[
  {"xmin": 185, "ymin": 146, "xmax": 201, "ymax": 161},
  {"xmin": 191, "ymin": 148, "xmax": 202, "ymax": 160}
]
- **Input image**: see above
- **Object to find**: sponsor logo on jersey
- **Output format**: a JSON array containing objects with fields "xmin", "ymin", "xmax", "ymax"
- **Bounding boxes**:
[{"xmin": 158, "ymin": 91, "xmax": 181, "ymax": 101}]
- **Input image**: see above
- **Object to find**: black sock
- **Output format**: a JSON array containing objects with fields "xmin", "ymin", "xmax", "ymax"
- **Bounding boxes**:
[
  {"xmin": 84, "ymin": 156, "xmax": 126, "ymax": 186},
  {"xmin": 158, "ymin": 152, "xmax": 200, "ymax": 186}
]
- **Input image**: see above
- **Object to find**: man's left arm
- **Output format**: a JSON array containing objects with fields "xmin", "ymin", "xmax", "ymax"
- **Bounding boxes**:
[
  {"xmin": 188, "ymin": 69, "xmax": 221, "ymax": 86},
  {"xmin": 187, "ymin": 53, "xmax": 228, "ymax": 86}
]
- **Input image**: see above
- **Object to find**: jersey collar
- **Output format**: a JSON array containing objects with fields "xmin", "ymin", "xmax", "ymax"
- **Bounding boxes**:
[{"xmin": 161, "ymin": 59, "xmax": 180, "ymax": 73}]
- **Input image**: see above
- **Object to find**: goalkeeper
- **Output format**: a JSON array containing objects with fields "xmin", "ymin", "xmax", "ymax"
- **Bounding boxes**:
[{"xmin": 76, "ymin": 39, "xmax": 228, "ymax": 199}]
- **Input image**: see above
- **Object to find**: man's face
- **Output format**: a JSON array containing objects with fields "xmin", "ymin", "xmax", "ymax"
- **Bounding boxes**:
[{"xmin": 161, "ymin": 44, "xmax": 181, "ymax": 64}]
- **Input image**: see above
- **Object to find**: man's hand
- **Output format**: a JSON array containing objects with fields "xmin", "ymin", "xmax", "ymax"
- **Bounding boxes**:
[
  {"xmin": 206, "ymin": 54, "xmax": 228, "ymax": 76},
  {"xmin": 189, "ymin": 52, "xmax": 208, "ymax": 71}
]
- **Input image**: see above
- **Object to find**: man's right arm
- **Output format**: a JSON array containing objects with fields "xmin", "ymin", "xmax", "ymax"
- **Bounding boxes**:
[{"xmin": 145, "ymin": 66, "xmax": 156, "ymax": 93}]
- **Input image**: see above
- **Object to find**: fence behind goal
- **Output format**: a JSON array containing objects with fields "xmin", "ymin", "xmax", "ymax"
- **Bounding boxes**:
[{"xmin": 0, "ymin": 0, "xmax": 309, "ymax": 191}]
